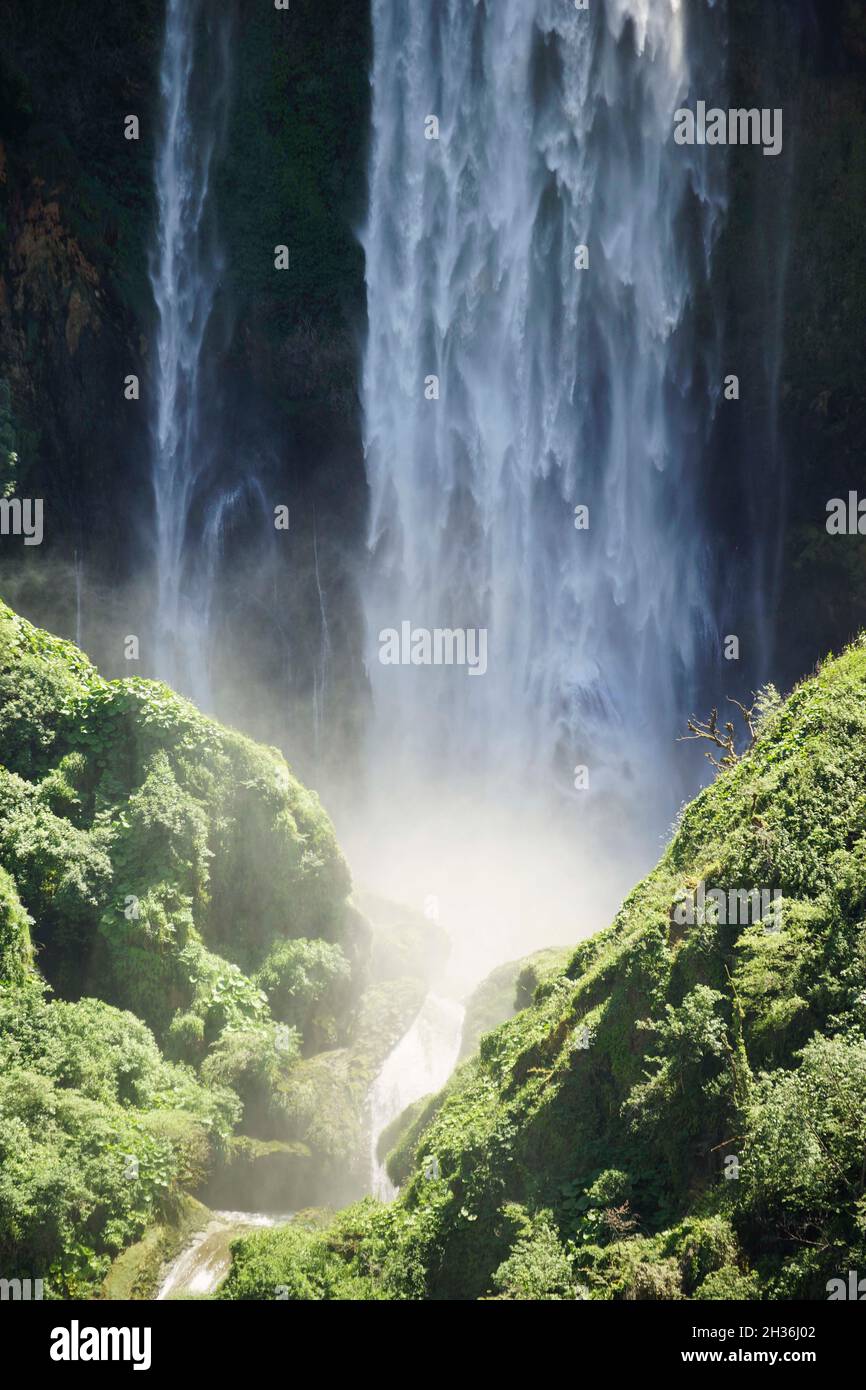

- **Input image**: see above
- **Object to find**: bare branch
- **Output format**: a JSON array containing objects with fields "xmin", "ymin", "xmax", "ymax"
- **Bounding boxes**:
[
  {"xmin": 728, "ymin": 696, "xmax": 758, "ymax": 749},
  {"xmin": 679, "ymin": 692, "xmax": 765, "ymax": 771},
  {"xmin": 678, "ymin": 706, "xmax": 739, "ymax": 769}
]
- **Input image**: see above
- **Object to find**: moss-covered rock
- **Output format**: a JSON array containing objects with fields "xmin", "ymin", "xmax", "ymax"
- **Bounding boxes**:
[
  {"xmin": 0, "ymin": 601, "xmax": 351, "ymax": 1056},
  {"xmin": 459, "ymin": 947, "xmax": 572, "ymax": 1062},
  {"xmin": 276, "ymin": 977, "xmax": 428, "ymax": 1204},
  {"xmin": 0, "ymin": 601, "xmax": 364, "ymax": 1290},
  {"xmin": 355, "ymin": 890, "xmax": 450, "ymax": 986},
  {"xmin": 201, "ymin": 1137, "xmax": 314, "ymax": 1213}
]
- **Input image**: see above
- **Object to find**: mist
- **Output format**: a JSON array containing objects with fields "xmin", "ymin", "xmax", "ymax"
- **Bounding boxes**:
[{"xmin": 8, "ymin": 0, "xmax": 859, "ymax": 1316}]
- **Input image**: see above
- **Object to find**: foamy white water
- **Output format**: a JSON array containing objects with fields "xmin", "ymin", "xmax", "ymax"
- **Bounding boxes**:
[{"xmin": 362, "ymin": 0, "xmax": 726, "ymax": 806}]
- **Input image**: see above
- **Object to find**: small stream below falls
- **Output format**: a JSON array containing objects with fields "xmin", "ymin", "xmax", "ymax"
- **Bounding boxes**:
[
  {"xmin": 369, "ymin": 992, "xmax": 466, "ymax": 1201},
  {"xmin": 156, "ymin": 994, "xmax": 465, "ymax": 1295},
  {"xmin": 156, "ymin": 1211, "xmax": 292, "ymax": 1300}
]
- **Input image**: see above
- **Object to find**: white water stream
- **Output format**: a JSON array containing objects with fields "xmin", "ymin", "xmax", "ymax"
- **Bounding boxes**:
[
  {"xmin": 149, "ymin": 0, "xmax": 232, "ymax": 702},
  {"xmin": 369, "ymin": 993, "xmax": 466, "ymax": 1200},
  {"xmin": 156, "ymin": 1211, "xmax": 292, "ymax": 1300}
]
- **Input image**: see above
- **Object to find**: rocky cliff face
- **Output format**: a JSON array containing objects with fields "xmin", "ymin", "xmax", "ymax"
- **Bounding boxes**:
[
  {"xmin": 0, "ymin": 0, "xmax": 161, "ymax": 621},
  {"xmin": 770, "ymin": 1, "xmax": 866, "ymax": 681},
  {"xmin": 713, "ymin": 0, "xmax": 866, "ymax": 686},
  {"xmin": 0, "ymin": 0, "xmax": 371, "ymax": 785}
]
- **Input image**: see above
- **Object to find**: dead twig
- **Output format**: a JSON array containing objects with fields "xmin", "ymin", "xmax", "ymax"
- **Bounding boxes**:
[{"xmin": 679, "ymin": 694, "xmax": 762, "ymax": 770}]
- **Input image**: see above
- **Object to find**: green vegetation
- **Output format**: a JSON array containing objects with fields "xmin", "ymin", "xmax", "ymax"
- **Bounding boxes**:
[
  {"xmin": 6, "ymin": 597, "xmax": 866, "ymax": 1301},
  {"xmin": 0, "ymin": 601, "xmax": 436, "ymax": 1294},
  {"xmin": 255, "ymin": 937, "xmax": 351, "ymax": 1055},
  {"xmin": 458, "ymin": 947, "xmax": 572, "ymax": 1062},
  {"xmin": 221, "ymin": 640, "xmax": 866, "ymax": 1300},
  {"xmin": 0, "ymin": 975, "xmax": 235, "ymax": 1297},
  {"xmin": 0, "ymin": 601, "xmax": 350, "ymax": 1040},
  {"xmin": 376, "ymin": 946, "xmax": 571, "ymax": 1189}
]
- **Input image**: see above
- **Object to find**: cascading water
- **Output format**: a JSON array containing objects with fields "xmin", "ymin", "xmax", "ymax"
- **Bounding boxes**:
[
  {"xmin": 148, "ymin": 0, "xmax": 314, "ymax": 751},
  {"xmin": 362, "ymin": 0, "xmax": 725, "ymax": 797},
  {"xmin": 369, "ymin": 993, "xmax": 466, "ymax": 1200},
  {"xmin": 353, "ymin": 0, "xmax": 728, "ymax": 982},
  {"xmin": 156, "ymin": 1211, "xmax": 293, "ymax": 1300},
  {"xmin": 149, "ymin": 0, "xmax": 233, "ymax": 703}
]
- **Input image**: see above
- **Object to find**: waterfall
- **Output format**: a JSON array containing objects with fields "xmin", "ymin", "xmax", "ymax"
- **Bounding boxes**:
[
  {"xmin": 149, "ymin": 0, "xmax": 233, "ymax": 702},
  {"xmin": 361, "ymin": 0, "xmax": 726, "ymax": 817},
  {"xmin": 369, "ymin": 993, "xmax": 466, "ymax": 1200}
]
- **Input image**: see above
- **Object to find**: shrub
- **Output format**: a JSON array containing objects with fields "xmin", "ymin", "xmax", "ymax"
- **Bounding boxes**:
[{"xmin": 490, "ymin": 1208, "xmax": 576, "ymax": 1300}]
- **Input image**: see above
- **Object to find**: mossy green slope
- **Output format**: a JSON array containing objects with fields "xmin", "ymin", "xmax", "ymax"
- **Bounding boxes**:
[
  {"xmin": 378, "ymin": 946, "xmax": 572, "ymax": 1191},
  {"xmin": 221, "ymin": 643, "xmax": 866, "ymax": 1300},
  {"xmin": 0, "ymin": 601, "xmax": 449, "ymax": 1293},
  {"xmin": 457, "ymin": 947, "xmax": 573, "ymax": 1064},
  {"xmin": 0, "ymin": 599, "xmax": 350, "ymax": 1051},
  {"xmin": 0, "ymin": 600, "xmax": 393, "ymax": 1294}
]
